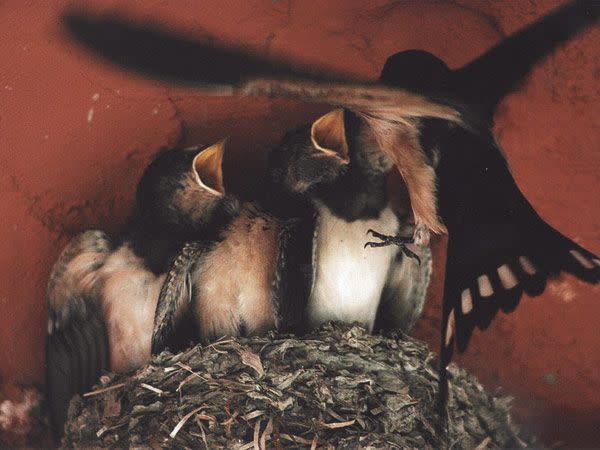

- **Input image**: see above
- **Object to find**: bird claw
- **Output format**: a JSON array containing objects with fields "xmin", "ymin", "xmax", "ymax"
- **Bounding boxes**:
[
  {"xmin": 401, "ymin": 246, "xmax": 421, "ymax": 265},
  {"xmin": 364, "ymin": 229, "xmax": 421, "ymax": 265}
]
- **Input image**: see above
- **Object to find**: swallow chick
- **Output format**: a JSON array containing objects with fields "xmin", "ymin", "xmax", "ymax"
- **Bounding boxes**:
[
  {"xmin": 267, "ymin": 108, "xmax": 432, "ymax": 334},
  {"xmin": 46, "ymin": 142, "xmax": 239, "ymax": 436},
  {"xmin": 151, "ymin": 139, "xmax": 314, "ymax": 354}
]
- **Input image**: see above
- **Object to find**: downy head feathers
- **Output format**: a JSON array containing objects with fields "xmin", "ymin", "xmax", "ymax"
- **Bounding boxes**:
[{"xmin": 135, "ymin": 141, "xmax": 240, "ymax": 237}]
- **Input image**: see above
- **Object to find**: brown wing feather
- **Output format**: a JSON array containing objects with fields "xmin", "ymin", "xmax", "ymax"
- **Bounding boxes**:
[
  {"xmin": 152, "ymin": 241, "xmax": 206, "ymax": 353},
  {"xmin": 47, "ymin": 230, "xmax": 112, "ymax": 333}
]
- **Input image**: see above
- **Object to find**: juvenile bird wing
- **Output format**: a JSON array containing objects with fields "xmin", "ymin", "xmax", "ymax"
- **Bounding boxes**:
[
  {"xmin": 152, "ymin": 241, "xmax": 207, "ymax": 354},
  {"xmin": 46, "ymin": 230, "xmax": 112, "ymax": 436}
]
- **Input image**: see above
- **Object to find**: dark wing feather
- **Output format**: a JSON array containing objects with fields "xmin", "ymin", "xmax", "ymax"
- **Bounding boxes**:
[
  {"xmin": 46, "ymin": 331, "xmax": 75, "ymax": 436},
  {"xmin": 46, "ymin": 231, "xmax": 112, "ymax": 437},
  {"xmin": 379, "ymin": 1, "xmax": 600, "ymax": 409},
  {"xmin": 46, "ymin": 301, "xmax": 109, "ymax": 437},
  {"xmin": 375, "ymin": 246, "xmax": 433, "ymax": 333},
  {"xmin": 63, "ymin": 11, "xmax": 355, "ymax": 87},
  {"xmin": 273, "ymin": 216, "xmax": 316, "ymax": 335},
  {"xmin": 62, "ymin": 11, "xmax": 464, "ymax": 125},
  {"xmin": 431, "ymin": 123, "xmax": 599, "ymax": 407},
  {"xmin": 453, "ymin": 0, "xmax": 600, "ymax": 120},
  {"xmin": 152, "ymin": 241, "xmax": 207, "ymax": 354}
]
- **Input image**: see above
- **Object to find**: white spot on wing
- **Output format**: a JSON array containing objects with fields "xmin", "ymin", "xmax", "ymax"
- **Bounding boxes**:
[
  {"xmin": 519, "ymin": 256, "xmax": 537, "ymax": 275},
  {"xmin": 497, "ymin": 264, "xmax": 518, "ymax": 289},
  {"xmin": 477, "ymin": 275, "xmax": 493, "ymax": 298},
  {"xmin": 569, "ymin": 249, "xmax": 594, "ymax": 269},
  {"xmin": 87, "ymin": 107, "xmax": 94, "ymax": 123},
  {"xmin": 445, "ymin": 309, "xmax": 455, "ymax": 347},
  {"xmin": 461, "ymin": 289, "xmax": 473, "ymax": 314}
]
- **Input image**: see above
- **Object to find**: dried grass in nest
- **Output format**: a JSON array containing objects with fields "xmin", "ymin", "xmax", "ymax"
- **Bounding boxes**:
[{"xmin": 62, "ymin": 323, "xmax": 536, "ymax": 449}]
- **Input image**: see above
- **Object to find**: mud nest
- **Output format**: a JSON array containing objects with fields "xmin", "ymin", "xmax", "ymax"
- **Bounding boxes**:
[{"xmin": 62, "ymin": 323, "xmax": 536, "ymax": 449}]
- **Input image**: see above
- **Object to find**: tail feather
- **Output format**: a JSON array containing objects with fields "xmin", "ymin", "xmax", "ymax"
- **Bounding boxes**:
[
  {"xmin": 91, "ymin": 315, "xmax": 109, "ymax": 380},
  {"xmin": 437, "ymin": 331, "xmax": 452, "ymax": 422},
  {"xmin": 487, "ymin": 269, "xmax": 522, "ymax": 314},
  {"xmin": 551, "ymin": 231, "xmax": 600, "ymax": 283},
  {"xmin": 439, "ymin": 213, "xmax": 599, "ymax": 408},
  {"xmin": 525, "ymin": 221, "xmax": 600, "ymax": 287}
]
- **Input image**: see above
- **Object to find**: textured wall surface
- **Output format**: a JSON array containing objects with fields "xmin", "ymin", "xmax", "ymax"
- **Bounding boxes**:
[{"xmin": 0, "ymin": 0, "xmax": 598, "ymax": 446}]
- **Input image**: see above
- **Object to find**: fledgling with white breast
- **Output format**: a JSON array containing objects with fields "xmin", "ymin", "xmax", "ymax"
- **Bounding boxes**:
[{"xmin": 267, "ymin": 108, "xmax": 432, "ymax": 333}]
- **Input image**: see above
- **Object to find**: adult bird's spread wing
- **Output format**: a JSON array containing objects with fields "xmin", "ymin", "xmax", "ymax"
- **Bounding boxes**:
[
  {"xmin": 62, "ymin": 9, "xmax": 463, "ymax": 235},
  {"xmin": 377, "ymin": 0, "xmax": 600, "ymax": 405},
  {"xmin": 420, "ymin": 120, "xmax": 599, "ymax": 405},
  {"xmin": 62, "ymin": 11, "xmax": 463, "ymax": 123}
]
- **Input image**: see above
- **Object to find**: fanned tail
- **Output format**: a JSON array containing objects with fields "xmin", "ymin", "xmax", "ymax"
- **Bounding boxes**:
[{"xmin": 437, "ymin": 212, "xmax": 600, "ymax": 415}]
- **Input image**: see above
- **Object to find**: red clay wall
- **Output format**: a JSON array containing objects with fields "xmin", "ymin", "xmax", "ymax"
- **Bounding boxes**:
[{"xmin": 1, "ymin": 0, "xmax": 598, "ymax": 446}]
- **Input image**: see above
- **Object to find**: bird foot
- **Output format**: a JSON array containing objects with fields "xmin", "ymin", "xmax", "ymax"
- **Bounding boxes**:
[{"xmin": 364, "ymin": 229, "xmax": 421, "ymax": 264}]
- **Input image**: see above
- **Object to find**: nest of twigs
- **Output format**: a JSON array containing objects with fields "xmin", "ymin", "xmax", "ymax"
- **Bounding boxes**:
[{"xmin": 62, "ymin": 323, "xmax": 536, "ymax": 449}]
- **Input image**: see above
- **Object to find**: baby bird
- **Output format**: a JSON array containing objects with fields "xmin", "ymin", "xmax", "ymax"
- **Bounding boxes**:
[
  {"xmin": 46, "ymin": 142, "xmax": 239, "ymax": 434},
  {"xmin": 149, "ymin": 140, "xmax": 312, "ymax": 353},
  {"xmin": 267, "ymin": 108, "xmax": 432, "ymax": 334}
]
